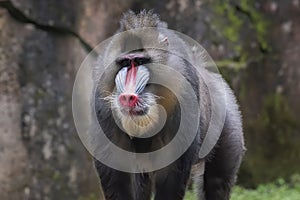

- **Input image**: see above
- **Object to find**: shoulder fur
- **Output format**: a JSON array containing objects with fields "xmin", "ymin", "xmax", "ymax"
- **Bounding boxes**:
[{"xmin": 119, "ymin": 10, "xmax": 167, "ymax": 31}]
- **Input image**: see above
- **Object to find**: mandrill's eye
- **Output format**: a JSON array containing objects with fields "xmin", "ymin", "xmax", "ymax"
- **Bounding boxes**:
[
  {"xmin": 134, "ymin": 57, "xmax": 151, "ymax": 66},
  {"xmin": 117, "ymin": 58, "xmax": 131, "ymax": 68}
]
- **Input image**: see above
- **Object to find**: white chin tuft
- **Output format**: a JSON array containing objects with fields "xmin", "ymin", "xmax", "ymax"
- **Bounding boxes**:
[{"xmin": 120, "ymin": 105, "xmax": 160, "ymax": 138}]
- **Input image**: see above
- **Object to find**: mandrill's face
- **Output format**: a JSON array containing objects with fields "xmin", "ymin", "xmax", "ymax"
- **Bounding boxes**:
[{"xmin": 106, "ymin": 51, "xmax": 162, "ymax": 138}]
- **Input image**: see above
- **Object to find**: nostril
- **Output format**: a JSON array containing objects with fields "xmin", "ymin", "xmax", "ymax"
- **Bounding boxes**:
[
  {"xmin": 119, "ymin": 93, "xmax": 138, "ymax": 107},
  {"xmin": 129, "ymin": 95, "xmax": 137, "ymax": 103}
]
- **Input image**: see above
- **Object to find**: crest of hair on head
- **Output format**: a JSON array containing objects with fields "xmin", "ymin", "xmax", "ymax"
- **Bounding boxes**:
[{"xmin": 119, "ymin": 10, "xmax": 168, "ymax": 31}]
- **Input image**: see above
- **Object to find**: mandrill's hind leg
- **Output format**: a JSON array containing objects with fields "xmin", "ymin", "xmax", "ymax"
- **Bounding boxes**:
[{"xmin": 202, "ymin": 120, "xmax": 244, "ymax": 200}]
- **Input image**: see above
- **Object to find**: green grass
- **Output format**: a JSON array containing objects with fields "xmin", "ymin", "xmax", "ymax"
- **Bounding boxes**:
[{"xmin": 185, "ymin": 175, "xmax": 300, "ymax": 200}]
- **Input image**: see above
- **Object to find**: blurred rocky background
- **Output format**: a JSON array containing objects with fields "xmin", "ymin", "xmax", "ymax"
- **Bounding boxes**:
[{"xmin": 0, "ymin": 0, "xmax": 299, "ymax": 199}]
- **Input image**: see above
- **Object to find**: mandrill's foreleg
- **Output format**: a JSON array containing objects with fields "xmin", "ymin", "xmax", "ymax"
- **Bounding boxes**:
[
  {"xmin": 154, "ymin": 149, "xmax": 194, "ymax": 200},
  {"xmin": 94, "ymin": 160, "xmax": 133, "ymax": 200}
]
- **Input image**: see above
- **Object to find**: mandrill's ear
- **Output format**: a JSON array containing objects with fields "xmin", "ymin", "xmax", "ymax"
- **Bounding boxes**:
[{"xmin": 158, "ymin": 33, "xmax": 169, "ymax": 46}]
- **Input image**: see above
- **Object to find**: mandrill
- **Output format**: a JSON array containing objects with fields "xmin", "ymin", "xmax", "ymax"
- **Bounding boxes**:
[{"xmin": 90, "ymin": 10, "xmax": 245, "ymax": 200}]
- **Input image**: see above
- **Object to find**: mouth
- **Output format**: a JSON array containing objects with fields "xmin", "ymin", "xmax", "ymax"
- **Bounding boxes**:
[
  {"xmin": 106, "ymin": 92, "xmax": 160, "ymax": 138},
  {"xmin": 119, "ymin": 102, "xmax": 149, "ymax": 116}
]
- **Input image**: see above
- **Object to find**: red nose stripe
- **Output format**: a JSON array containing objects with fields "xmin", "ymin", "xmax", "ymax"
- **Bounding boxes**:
[{"xmin": 125, "ymin": 61, "xmax": 137, "ymax": 89}]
